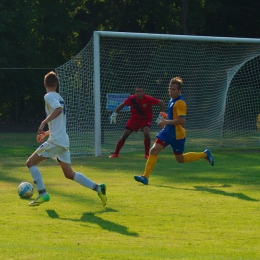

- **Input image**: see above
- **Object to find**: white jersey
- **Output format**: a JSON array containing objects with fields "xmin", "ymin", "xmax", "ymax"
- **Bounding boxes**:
[{"xmin": 44, "ymin": 91, "xmax": 69, "ymax": 149}]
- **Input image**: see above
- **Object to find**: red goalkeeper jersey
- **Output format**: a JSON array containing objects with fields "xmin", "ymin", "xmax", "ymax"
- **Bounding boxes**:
[{"xmin": 124, "ymin": 94, "xmax": 160, "ymax": 120}]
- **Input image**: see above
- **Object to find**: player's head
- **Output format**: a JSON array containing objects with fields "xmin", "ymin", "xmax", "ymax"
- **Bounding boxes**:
[
  {"xmin": 44, "ymin": 71, "xmax": 58, "ymax": 88},
  {"xmin": 135, "ymin": 86, "xmax": 145, "ymax": 100},
  {"xmin": 168, "ymin": 76, "xmax": 183, "ymax": 99},
  {"xmin": 169, "ymin": 76, "xmax": 183, "ymax": 90}
]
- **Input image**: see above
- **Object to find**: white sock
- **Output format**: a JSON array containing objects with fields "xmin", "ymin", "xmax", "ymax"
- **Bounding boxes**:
[
  {"xmin": 28, "ymin": 166, "xmax": 47, "ymax": 195},
  {"xmin": 73, "ymin": 172, "xmax": 100, "ymax": 192}
]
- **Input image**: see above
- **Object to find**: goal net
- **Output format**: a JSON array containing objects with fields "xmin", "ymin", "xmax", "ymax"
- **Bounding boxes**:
[{"xmin": 56, "ymin": 31, "xmax": 260, "ymax": 156}]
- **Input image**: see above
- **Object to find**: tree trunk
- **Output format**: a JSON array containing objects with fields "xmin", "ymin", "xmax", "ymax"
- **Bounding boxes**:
[{"xmin": 180, "ymin": 0, "xmax": 190, "ymax": 34}]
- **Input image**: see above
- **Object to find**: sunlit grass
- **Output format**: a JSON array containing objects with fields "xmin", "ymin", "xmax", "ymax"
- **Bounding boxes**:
[{"xmin": 0, "ymin": 133, "xmax": 260, "ymax": 259}]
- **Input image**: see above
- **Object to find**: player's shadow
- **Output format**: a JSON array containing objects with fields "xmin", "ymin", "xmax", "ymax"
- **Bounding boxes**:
[
  {"xmin": 154, "ymin": 184, "xmax": 259, "ymax": 202},
  {"xmin": 194, "ymin": 186, "xmax": 259, "ymax": 202},
  {"xmin": 46, "ymin": 208, "xmax": 139, "ymax": 237}
]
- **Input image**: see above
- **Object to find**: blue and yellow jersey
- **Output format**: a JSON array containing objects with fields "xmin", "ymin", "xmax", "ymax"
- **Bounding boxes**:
[{"xmin": 165, "ymin": 94, "xmax": 186, "ymax": 140}]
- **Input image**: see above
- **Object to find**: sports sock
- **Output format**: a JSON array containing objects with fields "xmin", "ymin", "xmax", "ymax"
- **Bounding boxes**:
[
  {"xmin": 114, "ymin": 139, "xmax": 125, "ymax": 154},
  {"xmin": 28, "ymin": 166, "xmax": 47, "ymax": 196},
  {"xmin": 74, "ymin": 172, "xmax": 100, "ymax": 192},
  {"xmin": 183, "ymin": 152, "xmax": 206, "ymax": 163},
  {"xmin": 144, "ymin": 137, "xmax": 151, "ymax": 156},
  {"xmin": 143, "ymin": 154, "xmax": 158, "ymax": 179}
]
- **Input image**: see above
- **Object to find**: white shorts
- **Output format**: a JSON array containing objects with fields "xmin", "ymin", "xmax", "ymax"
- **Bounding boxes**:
[{"xmin": 36, "ymin": 141, "xmax": 71, "ymax": 164}]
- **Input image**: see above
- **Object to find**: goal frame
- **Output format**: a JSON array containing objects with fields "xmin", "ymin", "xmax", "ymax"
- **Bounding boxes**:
[{"xmin": 93, "ymin": 31, "xmax": 260, "ymax": 156}]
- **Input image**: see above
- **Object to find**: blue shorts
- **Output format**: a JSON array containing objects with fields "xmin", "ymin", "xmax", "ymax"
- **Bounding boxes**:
[{"xmin": 156, "ymin": 130, "xmax": 185, "ymax": 154}]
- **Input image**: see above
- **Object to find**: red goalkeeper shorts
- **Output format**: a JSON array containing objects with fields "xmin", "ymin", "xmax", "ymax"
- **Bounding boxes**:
[{"xmin": 125, "ymin": 118, "xmax": 152, "ymax": 132}]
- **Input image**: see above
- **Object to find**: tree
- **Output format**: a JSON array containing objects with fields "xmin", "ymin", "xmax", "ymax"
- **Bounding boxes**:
[
  {"xmin": 203, "ymin": 0, "xmax": 260, "ymax": 38},
  {"xmin": 0, "ymin": 0, "xmax": 259, "ymax": 123},
  {"xmin": 179, "ymin": 0, "xmax": 222, "ymax": 35},
  {"xmin": 0, "ymin": 0, "xmax": 85, "ymax": 122},
  {"xmin": 74, "ymin": 0, "xmax": 181, "ymax": 46}
]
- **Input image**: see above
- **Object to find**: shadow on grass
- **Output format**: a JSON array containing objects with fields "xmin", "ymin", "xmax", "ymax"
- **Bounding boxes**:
[
  {"xmin": 46, "ymin": 208, "xmax": 139, "ymax": 237},
  {"xmin": 194, "ymin": 186, "xmax": 259, "ymax": 202},
  {"xmin": 154, "ymin": 184, "xmax": 259, "ymax": 202}
]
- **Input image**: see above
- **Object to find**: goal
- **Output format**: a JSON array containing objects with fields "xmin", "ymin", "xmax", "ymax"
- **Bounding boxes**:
[{"xmin": 56, "ymin": 31, "xmax": 260, "ymax": 156}]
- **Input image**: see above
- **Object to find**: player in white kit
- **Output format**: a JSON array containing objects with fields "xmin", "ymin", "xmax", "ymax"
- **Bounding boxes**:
[{"xmin": 26, "ymin": 71, "xmax": 107, "ymax": 207}]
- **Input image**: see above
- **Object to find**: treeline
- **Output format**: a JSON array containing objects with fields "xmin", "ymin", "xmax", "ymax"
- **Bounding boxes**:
[{"xmin": 0, "ymin": 0, "xmax": 259, "ymax": 122}]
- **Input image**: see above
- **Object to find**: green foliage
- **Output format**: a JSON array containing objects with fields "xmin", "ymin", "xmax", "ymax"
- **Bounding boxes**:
[
  {"xmin": 203, "ymin": 0, "xmax": 260, "ymax": 37},
  {"xmin": 0, "ymin": 0, "xmax": 84, "ymax": 122},
  {"xmin": 0, "ymin": 0, "xmax": 259, "ymax": 121}
]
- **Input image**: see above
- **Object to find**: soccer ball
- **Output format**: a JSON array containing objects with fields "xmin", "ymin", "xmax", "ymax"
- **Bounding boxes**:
[{"xmin": 18, "ymin": 182, "xmax": 34, "ymax": 198}]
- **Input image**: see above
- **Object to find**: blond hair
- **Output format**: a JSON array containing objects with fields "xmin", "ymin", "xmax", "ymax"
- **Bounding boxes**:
[{"xmin": 170, "ymin": 76, "xmax": 183, "ymax": 90}]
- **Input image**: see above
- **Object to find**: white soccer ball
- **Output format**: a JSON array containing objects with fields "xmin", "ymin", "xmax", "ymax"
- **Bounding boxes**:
[{"xmin": 18, "ymin": 182, "xmax": 34, "ymax": 198}]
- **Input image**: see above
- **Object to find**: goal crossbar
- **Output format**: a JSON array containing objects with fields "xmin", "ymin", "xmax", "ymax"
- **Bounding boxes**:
[{"xmin": 96, "ymin": 31, "xmax": 260, "ymax": 43}]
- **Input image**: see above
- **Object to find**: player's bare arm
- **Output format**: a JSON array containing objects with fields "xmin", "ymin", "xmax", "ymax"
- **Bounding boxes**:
[
  {"xmin": 115, "ymin": 102, "xmax": 125, "ymax": 113},
  {"xmin": 36, "ymin": 130, "xmax": 50, "ymax": 143},
  {"xmin": 155, "ymin": 100, "xmax": 166, "ymax": 124},
  {"xmin": 158, "ymin": 100, "xmax": 165, "ymax": 113},
  {"xmin": 38, "ymin": 107, "xmax": 62, "ymax": 135}
]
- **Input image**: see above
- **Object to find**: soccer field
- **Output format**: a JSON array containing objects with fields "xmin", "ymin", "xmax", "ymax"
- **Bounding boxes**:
[{"xmin": 0, "ymin": 133, "xmax": 260, "ymax": 259}]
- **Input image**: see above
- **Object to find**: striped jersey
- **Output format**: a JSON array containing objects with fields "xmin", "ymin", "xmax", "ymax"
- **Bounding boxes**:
[
  {"xmin": 165, "ymin": 94, "xmax": 187, "ymax": 140},
  {"xmin": 124, "ymin": 94, "xmax": 159, "ymax": 120}
]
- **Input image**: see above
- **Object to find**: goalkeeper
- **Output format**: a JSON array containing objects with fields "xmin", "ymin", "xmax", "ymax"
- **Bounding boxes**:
[
  {"xmin": 109, "ymin": 86, "xmax": 165, "ymax": 159},
  {"xmin": 134, "ymin": 77, "xmax": 214, "ymax": 185}
]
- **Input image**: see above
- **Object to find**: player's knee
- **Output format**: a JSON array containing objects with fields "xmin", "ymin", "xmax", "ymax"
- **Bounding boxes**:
[
  {"xmin": 150, "ymin": 147, "xmax": 158, "ymax": 155},
  {"xmin": 175, "ymin": 156, "xmax": 184, "ymax": 163},
  {"xmin": 143, "ymin": 133, "xmax": 150, "ymax": 139},
  {"xmin": 63, "ymin": 170, "xmax": 75, "ymax": 180},
  {"xmin": 120, "ymin": 136, "xmax": 128, "ymax": 142},
  {"xmin": 26, "ymin": 159, "xmax": 32, "ymax": 168},
  {"xmin": 64, "ymin": 172, "xmax": 74, "ymax": 180},
  {"xmin": 176, "ymin": 159, "xmax": 184, "ymax": 163}
]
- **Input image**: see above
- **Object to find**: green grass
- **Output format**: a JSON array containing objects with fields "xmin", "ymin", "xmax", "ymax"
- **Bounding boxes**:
[{"xmin": 0, "ymin": 133, "xmax": 260, "ymax": 259}]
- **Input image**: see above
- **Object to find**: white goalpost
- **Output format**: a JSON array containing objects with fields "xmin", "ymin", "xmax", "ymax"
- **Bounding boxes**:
[{"xmin": 56, "ymin": 31, "xmax": 260, "ymax": 156}]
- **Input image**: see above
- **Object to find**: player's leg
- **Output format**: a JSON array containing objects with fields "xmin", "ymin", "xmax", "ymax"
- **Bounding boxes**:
[
  {"xmin": 134, "ymin": 139, "xmax": 165, "ymax": 185},
  {"xmin": 117, "ymin": 128, "xmax": 133, "ymax": 152},
  {"xmin": 174, "ymin": 139, "xmax": 214, "ymax": 166},
  {"xmin": 109, "ymin": 128, "xmax": 132, "ymax": 158},
  {"xmin": 26, "ymin": 144, "xmax": 50, "ymax": 206},
  {"xmin": 142, "ymin": 124, "xmax": 151, "ymax": 159},
  {"xmin": 144, "ymin": 141, "xmax": 164, "ymax": 178},
  {"xmin": 58, "ymin": 151, "xmax": 107, "ymax": 206},
  {"xmin": 109, "ymin": 119, "xmax": 136, "ymax": 158},
  {"xmin": 172, "ymin": 138, "xmax": 185, "ymax": 163},
  {"xmin": 182, "ymin": 152, "xmax": 207, "ymax": 162},
  {"xmin": 203, "ymin": 149, "xmax": 214, "ymax": 166},
  {"xmin": 176, "ymin": 150, "xmax": 214, "ymax": 165}
]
